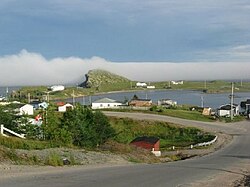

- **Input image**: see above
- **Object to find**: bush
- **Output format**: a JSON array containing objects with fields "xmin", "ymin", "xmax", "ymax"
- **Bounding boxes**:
[
  {"xmin": 45, "ymin": 152, "xmax": 63, "ymax": 166},
  {"xmin": 61, "ymin": 105, "xmax": 115, "ymax": 148}
]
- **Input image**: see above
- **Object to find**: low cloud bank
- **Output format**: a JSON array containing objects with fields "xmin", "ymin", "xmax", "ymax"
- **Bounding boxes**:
[{"xmin": 0, "ymin": 50, "xmax": 249, "ymax": 86}]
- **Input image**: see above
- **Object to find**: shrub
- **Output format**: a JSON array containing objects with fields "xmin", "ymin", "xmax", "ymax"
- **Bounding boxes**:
[{"xmin": 45, "ymin": 152, "xmax": 63, "ymax": 166}]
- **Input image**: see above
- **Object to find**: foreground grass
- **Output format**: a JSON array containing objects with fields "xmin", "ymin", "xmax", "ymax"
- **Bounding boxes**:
[
  {"xmin": 0, "ymin": 135, "xmax": 61, "ymax": 150},
  {"xmin": 109, "ymin": 117, "xmax": 214, "ymax": 150},
  {"xmin": 151, "ymin": 108, "xmax": 215, "ymax": 122},
  {"xmin": 0, "ymin": 116, "xmax": 215, "ymax": 165}
]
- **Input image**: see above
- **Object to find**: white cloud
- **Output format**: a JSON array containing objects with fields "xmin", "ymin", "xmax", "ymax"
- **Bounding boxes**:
[{"xmin": 0, "ymin": 50, "xmax": 249, "ymax": 86}]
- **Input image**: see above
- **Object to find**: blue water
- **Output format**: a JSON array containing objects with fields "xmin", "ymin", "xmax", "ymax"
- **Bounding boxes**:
[
  {"xmin": 1, "ymin": 87, "xmax": 249, "ymax": 109},
  {"xmin": 67, "ymin": 89, "xmax": 250, "ymax": 109}
]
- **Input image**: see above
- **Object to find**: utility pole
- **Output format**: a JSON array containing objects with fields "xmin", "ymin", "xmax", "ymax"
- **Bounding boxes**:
[
  {"xmin": 6, "ymin": 87, "xmax": 8, "ymax": 101},
  {"xmin": 28, "ymin": 93, "xmax": 31, "ymax": 103},
  {"xmin": 201, "ymin": 96, "xmax": 204, "ymax": 108},
  {"xmin": 230, "ymin": 82, "xmax": 234, "ymax": 121},
  {"xmin": 47, "ymin": 92, "xmax": 50, "ymax": 102},
  {"xmin": 72, "ymin": 90, "xmax": 75, "ymax": 106}
]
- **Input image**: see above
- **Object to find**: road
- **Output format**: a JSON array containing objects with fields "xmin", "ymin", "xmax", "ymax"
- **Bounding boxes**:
[{"xmin": 1, "ymin": 112, "xmax": 250, "ymax": 187}]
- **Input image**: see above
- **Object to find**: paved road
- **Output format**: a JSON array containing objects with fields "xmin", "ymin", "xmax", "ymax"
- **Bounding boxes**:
[{"xmin": 1, "ymin": 112, "xmax": 250, "ymax": 187}]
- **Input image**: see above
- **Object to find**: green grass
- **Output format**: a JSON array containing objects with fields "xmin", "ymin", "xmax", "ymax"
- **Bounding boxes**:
[
  {"xmin": 157, "ymin": 108, "xmax": 214, "ymax": 122},
  {"xmin": 104, "ymin": 105, "xmax": 215, "ymax": 122},
  {"xmin": 109, "ymin": 117, "xmax": 215, "ymax": 150},
  {"xmin": 0, "ymin": 135, "xmax": 61, "ymax": 150},
  {"xmin": 45, "ymin": 152, "xmax": 63, "ymax": 166},
  {"xmin": 152, "ymin": 80, "xmax": 250, "ymax": 93}
]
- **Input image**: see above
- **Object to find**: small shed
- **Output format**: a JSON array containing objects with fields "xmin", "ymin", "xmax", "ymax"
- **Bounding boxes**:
[
  {"xmin": 202, "ymin": 107, "xmax": 212, "ymax": 116},
  {"xmin": 57, "ymin": 103, "xmax": 73, "ymax": 112},
  {"xmin": 130, "ymin": 136, "xmax": 160, "ymax": 151}
]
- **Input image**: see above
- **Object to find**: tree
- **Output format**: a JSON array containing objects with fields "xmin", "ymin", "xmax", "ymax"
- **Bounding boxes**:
[
  {"xmin": 42, "ymin": 105, "xmax": 72, "ymax": 145},
  {"xmin": 0, "ymin": 105, "xmax": 18, "ymax": 131},
  {"xmin": 61, "ymin": 104, "xmax": 115, "ymax": 148}
]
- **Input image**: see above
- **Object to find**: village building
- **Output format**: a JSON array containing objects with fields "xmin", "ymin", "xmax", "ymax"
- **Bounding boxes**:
[
  {"xmin": 217, "ymin": 104, "xmax": 239, "ymax": 117},
  {"xmin": 147, "ymin": 85, "xmax": 155, "ymax": 89},
  {"xmin": 136, "ymin": 82, "xmax": 147, "ymax": 87},
  {"xmin": 57, "ymin": 102, "xmax": 74, "ymax": 112},
  {"xmin": 202, "ymin": 107, "xmax": 212, "ymax": 116},
  {"xmin": 240, "ymin": 99, "xmax": 250, "ymax": 115},
  {"xmin": 158, "ymin": 99, "xmax": 177, "ymax": 107},
  {"xmin": 49, "ymin": 85, "xmax": 65, "ymax": 92},
  {"xmin": 130, "ymin": 136, "xmax": 161, "ymax": 157},
  {"xmin": 129, "ymin": 99, "xmax": 153, "ymax": 107},
  {"xmin": 30, "ymin": 101, "xmax": 49, "ymax": 110},
  {"xmin": 171, "ymin": 80, "xmax": 184, "ymax": 85},
  {"xmin": 15, "ymin": 104, "xmax": 34, "ymax": 115},
  {"xmin": 91, "ymin": 98, "xmax": 123, "ymax": 109}
]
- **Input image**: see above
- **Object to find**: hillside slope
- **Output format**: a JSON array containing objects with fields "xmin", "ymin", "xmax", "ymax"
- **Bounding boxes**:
[{"xmin": 79, "ymin": 69, "xmax": 130, "ymax": 88}]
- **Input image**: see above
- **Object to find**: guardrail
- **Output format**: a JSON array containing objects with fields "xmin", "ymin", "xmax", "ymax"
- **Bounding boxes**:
[
  {"xmin": 0, "ymin": 124, "xmax": 25, "ymax": 139},
  {"xmin": 192, "ymin": 136, "xmax": 218, "ymax": 148}
]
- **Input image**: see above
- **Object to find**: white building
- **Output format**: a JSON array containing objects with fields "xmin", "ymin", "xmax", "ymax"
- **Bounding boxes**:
[
  {"xmin": 92, "ymin": 98, "xmax": 123, "ymax": 109},
  {"xmin": 171, "ymin": 81, "xmax": 184, "ymax": 85},
  {"xmin": 217, "ymin": 104, "xmax": 239, "ymax": 117},
  {"xmin": 16, "ymin": 104, "xmax": 34, "ymax": 115},
  {"xmin": 158, "ymin": 99, "xmax": 177, "ymax": 107},
  {"xmin": 147, "ymin": 86, "xmax": 155, "ymax": 89},
  {"xmin": 136, "ymin": 82, "xmax": 147, "ymax": 87},
  {"xmin": 50, "ymin": 85, "xmax": 65, "ymax": 92},
  {"xmin": 58, "ymin": 103, "xmax": 74, "ymax": 112}
]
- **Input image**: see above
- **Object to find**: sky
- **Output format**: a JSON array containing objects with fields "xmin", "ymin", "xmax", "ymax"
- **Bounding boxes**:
[{"xmin": 0, "ymin": 1, "xmax": 250, "ymax": 85}]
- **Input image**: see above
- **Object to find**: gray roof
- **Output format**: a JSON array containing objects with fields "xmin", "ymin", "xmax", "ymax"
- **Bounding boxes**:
[{"xmin": 92, "ymin": 98, "xmax": 122, "ymax": 104}]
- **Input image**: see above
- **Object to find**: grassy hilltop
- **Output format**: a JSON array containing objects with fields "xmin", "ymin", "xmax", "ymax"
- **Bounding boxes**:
[{"xmin": 79, "ymin": 69, "xmax": 133, "ymax": 92}]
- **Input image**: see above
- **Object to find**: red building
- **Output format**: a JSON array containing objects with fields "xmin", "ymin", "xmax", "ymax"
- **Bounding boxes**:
[{"xmin": 130, "ymin": 136, "xmax": 160, "ymax": 151}]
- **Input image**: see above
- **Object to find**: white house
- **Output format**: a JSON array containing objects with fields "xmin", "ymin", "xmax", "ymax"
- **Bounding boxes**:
[
  {"xmin": 171, "ymin": 81, "xmax": 184, "ymax": 85},
  {"xmin": 217, "ymin": 104, "xmax": 239, "ymax": 117},
  {"xmin": 158, "ymin": 99, "xmax": 177, "ymax": 107},
  {"xmin": 92, "ymin": 98, "xmax": 123, "ymax": 109},
  {"xmin": 50, "ymin": 85, "xmax": 65, "ymax": 92},
  {"xmin": 16, "ymin": 104, "xmax": 34, "ymax": 115},
  {"xmin": 136, "ymin": 82, "xmax": 147, "ymax": 87},
  {"xmin": 147, "ymin": 86, "xmax": 155, "ymax": 89},
  {"xmin": 58, "ymin": 103, "xmax": 74, "ymax": 112}
]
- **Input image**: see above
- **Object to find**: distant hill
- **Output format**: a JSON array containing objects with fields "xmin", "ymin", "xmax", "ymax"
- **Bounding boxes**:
[{"xmin": 79, "ymin": 69, "xmax": 130, "ymax": 88}]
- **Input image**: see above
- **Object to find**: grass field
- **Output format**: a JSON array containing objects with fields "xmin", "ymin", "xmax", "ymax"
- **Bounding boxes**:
[{"xmin": 109, "ymin": 117, "xmax": 214, "ymax": 150}]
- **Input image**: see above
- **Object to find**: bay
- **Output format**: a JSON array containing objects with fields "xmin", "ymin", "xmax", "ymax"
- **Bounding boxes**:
[
  {"xmin": 1, "ymin": 87, "xmax": 249, "ymax": 109},
  {"xmin": 68, "ymin": 90, "xmax": 250, "ymax": 109}
]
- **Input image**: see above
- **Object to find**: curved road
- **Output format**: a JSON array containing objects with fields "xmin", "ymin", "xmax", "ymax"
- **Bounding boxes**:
[{"xmin": 1, "ymin": 112, "xmax": 250, "ymax": 187}]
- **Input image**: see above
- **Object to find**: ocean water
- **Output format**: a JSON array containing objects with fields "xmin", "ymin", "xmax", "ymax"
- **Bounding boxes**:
[
  {"xmin": 67, "ymin": 89, "xmax": 250, "ymax": 109},
  {"xmin": 1, "ymin": 86, "xmax": 250, "ymax": 109}
]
